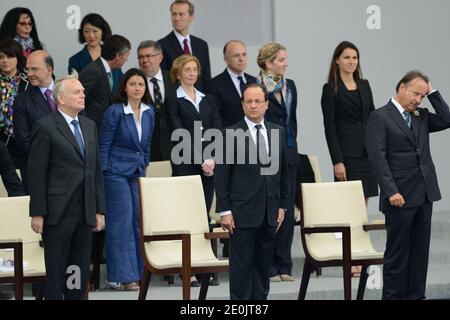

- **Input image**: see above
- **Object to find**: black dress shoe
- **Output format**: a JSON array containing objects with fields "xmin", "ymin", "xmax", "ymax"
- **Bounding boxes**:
[
  {"xmin": 190, "ymin": 280, "xmax": 200, "ymax": 287},
  {"xmin": 209, "ymin": 278, "xmax": 220, "ymax": 286}
]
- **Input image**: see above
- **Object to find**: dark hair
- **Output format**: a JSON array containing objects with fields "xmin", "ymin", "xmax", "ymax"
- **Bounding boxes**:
[
  {"xmin": 170, "ymin": 0, "xmax": 195, "ymax": 15},
  {"xmin": 0, "ymin": 7, "xmax": 43, "ymax": 50},
  {"xmin": 78, "ymin": 13, "xmax": 112, "ymax": 44},
  {"xmin": 241, "ymin": 83, "xmax": 269, "ymax": 102},
  {"xmin": 395, "ymin": 70, "xmax": 429, "ymax": 92},
  {"xmin": 44, "ymin": 53, "xmax": 54, "ymax": 70},
  {"xmin": 223, "ymin": 39, "xmax": 245, "ymax": 56},
  {"xmin": 101, "ymin": 34, "xmax": 131, "ymax": 60},
  {"xmin": 117, "ymin": 68, "xmax": 152, "ymax": 105},
  {"xmin": 137, "ymin": 40, "xmax": 162, "ymax": 53},
  {"xmin": 0, "ymin": 38, "xmax": 26, "ymax": 72},
  {"xmin": 327, "ymin": 41, "xmax": 362, "ymax": 92}
]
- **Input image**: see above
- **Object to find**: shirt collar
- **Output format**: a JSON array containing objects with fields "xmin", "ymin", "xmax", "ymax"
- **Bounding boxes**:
[
  {"xmin": 123, "ymin": 102, "xmax": 150, "ymax": 115},
  {"xmin": 58, "ymin": 109, "xmax": 79, "ymax": 124},
  {"xmin": 100, "ymin": 57, "xmax": 112, "ymax": 74},
  {"xmin": 148, "ymin": 68, "xmax": 163, "ymax": 82},
  {"xmin": 174, "ymin": 30, "xmax": 191, "ymax": 44},
  {"xmin": 39, "ymin": 80, "xmax": 55, "ymax": 95},
  {"xmin": 244, "ymin": 116, "xmax": 266, "ymax": 131},
  {"xmin": 227, "ymin": 68, "xmax": 244, "ymax": 79},
  {"xmin": 391, "ymin": 97, "xmax": 407, "ymax": 115},
  {"xmin": 177, "ymin": 86, "xmax": 205, "ymax": 99}
]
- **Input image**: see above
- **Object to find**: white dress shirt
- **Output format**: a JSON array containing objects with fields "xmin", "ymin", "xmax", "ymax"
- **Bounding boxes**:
[
  {"xmin": 123, "ymin": 103, "xmax": 151, "ymax": 142},
  {"xmin": 147, "ymin": 68, "xmax": 165, "ymax": 103},
  {"xmin": 174, "ymin": 30, "xmax": 192, "ymax": 53}
]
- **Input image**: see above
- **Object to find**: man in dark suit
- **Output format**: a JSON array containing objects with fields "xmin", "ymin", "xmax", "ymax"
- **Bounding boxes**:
[
  {"xmin": 367, "ymin": 70, "xmax": 450, "ymax": 300},
  {"xmin": 138, "ymin": 40, "xmax": 177, "ymax": 161},
  {"xmin": 209, "ymin": 40, "xmax": 257, "ymax": 127},
  {"xmin": 0, "ymin": 140, "xmax": 25, "ymax": 196},
  {"xmin": 215, "ymin": 83, "xmax": 289, "ymax": 300},
  {"xmin": 28, "ymin": 72, "xmax": 105, "ymax": 300},
  {"xmin": 13, "ymin": 50, "xmax": 57, "ymax": 193},
  {"xmin": 79, "ymin": 34, "xmax": 130, "ymax": 128},
  {"xmin": 158, "ymin": 0, "xmax": 211, "ymax": 91}
]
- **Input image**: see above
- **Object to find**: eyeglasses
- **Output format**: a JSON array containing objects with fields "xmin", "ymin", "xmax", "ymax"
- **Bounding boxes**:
[
  {"xmin": 17, "ymin": 21, "xmax": 33, "ymax": 27},
  {"xmin": 138, "ymin": 53, "xmax": 160, "ymax": 60},
  {"xmin": 243, "ymin": 99, "xmax": 266, "ymax": 105}
]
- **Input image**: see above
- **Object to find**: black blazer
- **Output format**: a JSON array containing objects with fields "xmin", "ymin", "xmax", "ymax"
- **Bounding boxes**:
[
  {"xmin": 264, "ymin": 79, "xmax": 298, "ymax": 164},
  {"xmin": 79, "ymin": 58, "xmax": 114, "ymax": 128},
  {"xmin": 215, "ymin": 119, "xmax": 290, "ymax": 228},
  {"xmin": 168, "ymin": 92, "xmax": 222, "ymax": 165},
  {"xmin": 149, "ymin": 70, "xmax": 177, "ymax": 161},
  {"xmin": 208, "ymin": 69, "xmax": 256, "ymax": 126},
  {"xmin": 0, "ymin": 140, "xmax": 25, "ymax": 196},
  {"xmin": 367, "ymin": 91, "xmax": 450, "ymax": 211},
  {"xmin": 321, "ymin": 79, "xmax": 375, "ymax": 164},
  {"xmin": 158, "ymin": 31, "xmax": 211, "ymax": 91},
  {"xmin": 13, "ymin": 86, "xmax": 53, "ymax": 157},
  {"xmin": 28, "ymin": 112, "xmax": 105, "ymax": 226}
]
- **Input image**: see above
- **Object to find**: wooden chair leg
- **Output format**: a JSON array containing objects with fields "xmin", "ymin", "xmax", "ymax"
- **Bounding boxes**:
[
  {"xmin": 316, "ymin": 267, "xmax": 322, "ymax": 277},
  {"xmin": 182, "ymin": 271, "xmax": 191, "ymax": 300},
  {"xmin": 357, "ymin": 265, "xmax": 369, "ymax": 300},
  {"xmin": 298, "ymin": 259, "xmax": 312, "ymax": 300},
  {"xmin": 198, "ymin": 273, "xmax": 210, "ymax": 300},
  {"xmin": 138, "ymin": 270, "xmax": 151, "ymax": 300},
  {"xmin": 343, "ymin": 262, "xmax": 352, "ymax": 300},
  {"xmin": 35, "ymin": 283, "xmax": 45, "ymax": 300},
  {"xmin": 14, "ymin": 279, "xmax": 23, "ymax": 300}
]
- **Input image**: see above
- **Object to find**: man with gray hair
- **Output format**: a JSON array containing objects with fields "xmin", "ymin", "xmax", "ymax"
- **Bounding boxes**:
[
  {"xmin": 137, "ymin": 40, "xmax": 176, "ymax": 161},
  {"xmin": 28, "ymin": 71, "xmax": 105, "ymax": 299},
  {"xmin": 367, "ymin": 70, "xmax": 450, "ymax": 299}
]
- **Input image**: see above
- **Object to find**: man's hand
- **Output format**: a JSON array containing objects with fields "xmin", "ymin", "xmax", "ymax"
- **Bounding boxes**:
[
  {"xmin": 31, "ymin": 216, "xmax": 44, "ymax": 234},
  {"xmin": 333, "ymin": 162, "xmax": 347, "ymax": 181},
  {"xmin": 389, "ymin": 193, "xmax": 405, "ymax": 207},
  {"xmin": 93, "ymin": 214, "xmax": 104, "ymax": 232},
  {"xmin": 220, "ymin": 214, "xmax": 235, "ymax": 235},
  {"xmin": 276, "ymin": 208, "xmax": 285, "ymax": 232},
  {"xmin": 201, "ymin": 159, "xmax": 215, "ymax": 177}
]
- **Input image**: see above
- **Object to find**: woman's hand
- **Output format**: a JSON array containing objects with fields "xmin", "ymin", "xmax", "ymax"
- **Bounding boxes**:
[{"xmin": 333, "ymin": 162, "xmax": 347, "ymax": 181}]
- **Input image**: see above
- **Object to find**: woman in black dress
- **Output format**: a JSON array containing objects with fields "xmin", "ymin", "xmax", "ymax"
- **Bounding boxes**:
[{"xmin": 321, "ymin": 41, "xmax": 378, "ymax": 275}]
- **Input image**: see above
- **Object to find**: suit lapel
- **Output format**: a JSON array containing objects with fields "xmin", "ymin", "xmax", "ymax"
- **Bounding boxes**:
[
  {"xmin": 32, "ymin": 87, "xmax": 52, "ymax": 114},
  {"xmin": 387, "ymin": 102, "xmax": 416, "ymax": 146},
  {"xmin": 54, "ymin": 112, "xmax": 85, "ymax": 160},
  {"xmin": 338, "ymin": 80, "xmax": 361, "ymax": 109},
  {"xmin": 95, "ymin": 59, "xmax": 113, "ymax": 103},
  {"xmin": 169, "ymin": 31, "xmax": 184, "ymax": 55},
  {"xmin": 140, "ymin": 109, "xmax": 151, "ymax": 149},
  {"xmin": 123, "ymin": 113, "xmax": 141, "ymax": 149},
  {"xmin": 224, "ymin": 70, "xmax": 242, "ymax": 100},
  {"xmin": 411, "ymin": 110, "xmax": 421, "ymax": 142},
  {"xmin": 180, "ymin": 98, "xmax": 201, "ymax": 119},
  {"xmin": 357, "ymin": 79, "xmax": 370, "ymax": 117}
]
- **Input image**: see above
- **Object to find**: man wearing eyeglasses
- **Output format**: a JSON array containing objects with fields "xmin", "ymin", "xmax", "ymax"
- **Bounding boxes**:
[
  {"xmin": 13, "ymin": 50, "xmax": 55, "ymax": 192},
  {"xmin": 215, "ymin": 83, "xmax": 289, "ymax": 300},
  {"xmin": 137, "ymin": 40, "xmax": 176, "ymax": 161}
]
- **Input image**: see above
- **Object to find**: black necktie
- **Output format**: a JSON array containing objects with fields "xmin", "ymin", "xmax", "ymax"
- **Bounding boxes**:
[
  {"xmin": 255, "ymin": 124, "xmax": 268, "ymax": 164},
  {"xmin": 403, "ymin": 110, "xmax": 411, "ymax": 128},
  {"xmin": 71, "ymin": 120, "xmax": 85, "ymax": 158},
  {"xmin": 150, "ymin": 78, "xmax": 163, "ymax": 109},
  {"xmin": 237, "ymin": 76, "xmax": 246, "ymax": 97}
]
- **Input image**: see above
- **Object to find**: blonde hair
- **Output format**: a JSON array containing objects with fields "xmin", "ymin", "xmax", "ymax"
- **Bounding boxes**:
[
  {"xmin": 53, "ymin": 70, "xmax": 79, "ymax": 104},
  {"xmin": 257, "ymin": 42, "xmax": 286, "ymax": 70},
  {"xmin": 170, "ymin": 54, "xmax": 201, "ymax": 84}
]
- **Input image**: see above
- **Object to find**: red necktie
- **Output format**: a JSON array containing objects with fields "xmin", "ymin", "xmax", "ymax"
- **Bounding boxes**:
[{"xmin": 183, "ymin": 38, "xmax": 191, "ymax": 55}]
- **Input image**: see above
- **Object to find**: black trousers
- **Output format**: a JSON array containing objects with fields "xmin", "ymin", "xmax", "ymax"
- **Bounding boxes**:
[
  {"xmin": 229, "ymin": 213, "xmax": 276, "ymax": 300},
  {"xmin": 382, "ymin": 201, "xmax": 433, "ymax": 300},
  {"xmin": 42, "ymin": 196, "xmax": 93, "ymax": 300}
]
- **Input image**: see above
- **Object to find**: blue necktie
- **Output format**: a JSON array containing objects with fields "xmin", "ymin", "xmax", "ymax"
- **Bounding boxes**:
[
  {"xmin": 255, "ymin": 124, "xmax": 269, "ymax": 165},
  {"xmin": 237, "ymin": 76, "xmax": 246, "ymax": 97},
  {"xmin": 71, "ymin": 120, "xmax": 85, "ymax": 158},
  {"xmin": 403, "ymin": 111, "xmax": 411, "ymax": 128}
]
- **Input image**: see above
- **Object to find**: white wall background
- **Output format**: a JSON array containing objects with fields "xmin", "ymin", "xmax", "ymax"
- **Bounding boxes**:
[{"xmin": 2, "ymin": 0, "xmax": 450, "ymax": 213}]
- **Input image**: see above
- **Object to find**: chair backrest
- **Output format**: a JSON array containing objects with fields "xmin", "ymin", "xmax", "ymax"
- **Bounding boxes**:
[
  {"xmin": 139, "ymin": 175, "xmax": 216, "ymax": 267},
  {"xmin": 0, "ymin": 196, "xmax": 45, "ymax": 276},
  {"xmin": 146, "ymin": 161, "xmax": 172, "ymax": 178},
  {"xmin": 301, "ymin": 181, "xmax": 375, "ymax": 256},
  {"xmin": 307, "ymin": 155, "xmax": 321, "ymax": 182}
]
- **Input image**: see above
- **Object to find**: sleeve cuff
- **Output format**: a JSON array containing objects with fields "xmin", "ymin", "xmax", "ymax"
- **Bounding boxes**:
[{"xmin": 218, "ymin": 210, "xmax": 232, "ymax": 216}]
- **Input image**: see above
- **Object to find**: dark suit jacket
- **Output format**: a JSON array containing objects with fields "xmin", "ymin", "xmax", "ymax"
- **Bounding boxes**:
[
  {"xmin": 28, "ymin": 111, "xmax": 105, "ymax": 226},
  {"xmin": 149, "ymin": 70, "xmax": 177, "ymax": 161},
  {"xmin": 215, "ymin": 119, "xmax": 290, "ymax": 228},
  {"xmin": 79, "ymin": 58, "xmax": 114, "ymax": 128},
  {"xmin": 322, "ymin": 79, "xmax": 375, "ymax": 164},
  {"xmin": 100, "ymin": 103, "xmax": 155, "ymax": 177},
  {"xmin": 264, "ymin": 79, "xmax": 298, "ymax": 164},
  {"xmin": 68, "ymin": 46, "xmax": 123, "ymax": 95},
  {"xmin": 367, "ymin": 91, "xmax": 450, "ymax": 211},
  {"xmin": 0, "ymin": 140, "xmax": 25, "ymax": 196},
  {"xmin": 168, "ymin": 92, "xmax": 222, "ymax": 168},
  {"xmin": 158, "ymin": 31, "xmax": 211, "ymax": 91},
  {"xmin": 13, "ymin": 86, "xmax": 53, "ymax": 157},
  {"xmin": 208, "ymin": 69, "xmax": 256, "ymax": 126}
]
